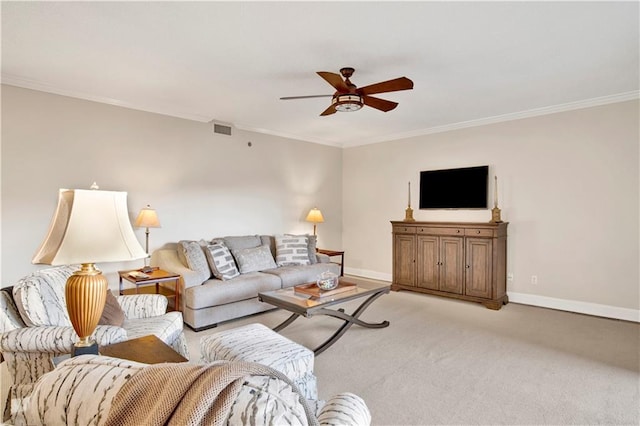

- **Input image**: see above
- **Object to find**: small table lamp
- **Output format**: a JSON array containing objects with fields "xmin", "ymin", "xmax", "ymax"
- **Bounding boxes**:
[
  {"xmin": 134, "ymin": 205, "xmax": 161, "ymax": 272},
  {"xmin": 32, "ymin": 188, "xmax": 147, "ymax": 356},
  {"xmin": 305, "ymin": 207, "xmax": 324, "ymax": 236}
]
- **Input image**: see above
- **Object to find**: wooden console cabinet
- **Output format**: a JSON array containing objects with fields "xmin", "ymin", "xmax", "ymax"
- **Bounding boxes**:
[{"xmin": 391, "ymin": 221, "xmax": 508, "ymax": 310}]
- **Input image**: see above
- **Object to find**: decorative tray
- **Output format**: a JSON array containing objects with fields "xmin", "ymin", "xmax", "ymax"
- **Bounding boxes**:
[{"xmin": 294, "ymin": 281, "xmax": 357, "ymax": 298}]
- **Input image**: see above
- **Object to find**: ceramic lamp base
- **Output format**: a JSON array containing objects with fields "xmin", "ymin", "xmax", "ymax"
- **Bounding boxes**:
[{"xmin": 65, "ymin": 263, "xmax": 108, "ymax": 353}]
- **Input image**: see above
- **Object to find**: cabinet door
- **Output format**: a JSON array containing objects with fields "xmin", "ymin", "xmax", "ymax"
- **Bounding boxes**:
[
  {"xmin": 439, "ymin": 237, "xmax": 464, "ymax": 294},
  {"xmin": 393, "ymin": 234, "xmax": 416, "ymax": 286},
  {"xmin": 465, "ymin": 238, "xmax": 493, "ymax": 298},
  {"xmin": 417, "ymin": 236, "xmax": 439, "ymax": 290}
]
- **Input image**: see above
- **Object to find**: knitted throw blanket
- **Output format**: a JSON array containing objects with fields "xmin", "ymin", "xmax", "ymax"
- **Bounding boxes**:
[{"xmin": 104, "ymin": 361, "xmax": 319, "ymax": 426}]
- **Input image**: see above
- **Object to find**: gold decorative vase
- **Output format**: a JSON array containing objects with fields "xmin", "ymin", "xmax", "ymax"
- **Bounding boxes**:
[{"xmin": 65, "ymin": 263, "xmax": 107, "ymax": 353}]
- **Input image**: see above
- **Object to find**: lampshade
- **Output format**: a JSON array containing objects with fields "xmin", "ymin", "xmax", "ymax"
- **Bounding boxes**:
[
  {"xmin": 33, "ymin": 189, "xmax": 147, "ymax": 265},
  {"xmin": 305, "ymin": 208, "xmax": 325, "ymax": 224},
  {"xmin": 135, "ymin": 205, "xmax": 161, "ymax": 228}
]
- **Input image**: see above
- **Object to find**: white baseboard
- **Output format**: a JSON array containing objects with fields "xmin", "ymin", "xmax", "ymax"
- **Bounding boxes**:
[
  {"xmin": 508, "ymin": 292, "xmax": 640, "ymax": 323},
  {"xmin": 345, "ymin": 268, "xmax": 639, "ymax": 323},
  {"xmin": 344, "ymin": 267, "xmax": 392, "ymax": 282}
]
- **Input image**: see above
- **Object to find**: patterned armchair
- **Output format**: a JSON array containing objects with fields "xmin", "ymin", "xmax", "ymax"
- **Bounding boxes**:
[
  {"xmin": 24, "ymin": 355, "xmax": 371, "ymax": 426},
  {"xmin": 0, "ymin": 266, "xmax": 189, "ymax": 424}
]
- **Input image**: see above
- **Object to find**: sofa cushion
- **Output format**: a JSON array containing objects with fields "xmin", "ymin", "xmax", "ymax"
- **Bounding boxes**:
[
  {"xmin": 275, "ymin": 235, "xmax": 311, "ymax": 267},
  {"xmin": 98, "ymin": 290, "xmax": 125, "ymax": 327},
  {"xmin": 179, "ymin": 240, "xmax": 211, "ymax": 282},
  {"xmin": 185, "ymin": 272, "xmax": 281, "ymax": 309},
  {"xmin": 263, "ymin": 262, "xmax": 341, "ymax": 288},
  {"xmin": 286, "ymin": 234, "xmax": 318, "ymax": 264},
  {"xmin": 123, "ymin": 311, "xmax": 185, "ymax": 345},
  {"xmin": 232, "ymin": 245, "xmax": 277, "ymax": 274},
  {"xmin": 221, "ymin": 235, "xmax": 262, "ymax": 251},
  {"xmin": 13, "ymin": 266, "xmax": 76, "ymax": 327},
  {"xmin": 204, "ymin": 242, "xmax": 240, "ymax": 280},
  {"xmin": 0, "ymin": 288, "xmax": 25, "ymax": 334}
]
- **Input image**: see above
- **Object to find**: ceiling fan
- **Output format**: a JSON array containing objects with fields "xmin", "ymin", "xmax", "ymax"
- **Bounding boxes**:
[{"xmin": 280, "ymin": 67, "xmax": 414, "ymax": 116}]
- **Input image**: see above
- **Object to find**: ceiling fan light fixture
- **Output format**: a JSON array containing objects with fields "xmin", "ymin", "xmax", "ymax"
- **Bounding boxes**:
[{"xmin": 333, "ymin": 94, "xmax": 363, "ymax": 112}]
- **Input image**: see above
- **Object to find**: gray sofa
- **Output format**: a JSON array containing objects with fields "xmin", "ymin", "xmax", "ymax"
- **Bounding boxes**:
[{"xmin": 152, "ymin": 234, "xmax": 340, "ymax": 331}]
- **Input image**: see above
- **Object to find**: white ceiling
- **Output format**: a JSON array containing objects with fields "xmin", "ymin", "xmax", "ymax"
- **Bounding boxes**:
[{"xmin": 2, "ymin": 1, "xmax": 638, "ymax": 147}]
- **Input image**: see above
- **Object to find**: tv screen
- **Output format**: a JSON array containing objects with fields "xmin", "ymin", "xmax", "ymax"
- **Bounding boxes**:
[{"xmin": 419, "ymin": 166, "xmax": 489, "ymax": 209}]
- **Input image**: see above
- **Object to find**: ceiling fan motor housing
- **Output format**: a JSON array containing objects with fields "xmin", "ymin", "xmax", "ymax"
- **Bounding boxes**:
[{"xmin": 333, "ymin": 94, "xmax": 363, "ymax": 112}]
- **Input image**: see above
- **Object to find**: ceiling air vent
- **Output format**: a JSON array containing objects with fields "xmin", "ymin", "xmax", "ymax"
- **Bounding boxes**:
[{"xmin": 213, "ymin": 123, "xmax": 232, "ymax": 136}]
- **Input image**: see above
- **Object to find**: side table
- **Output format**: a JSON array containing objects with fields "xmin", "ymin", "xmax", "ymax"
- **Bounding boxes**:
[
  {"xmin": 316, "ymin": 249, "xmax": 345, "ymax": 276},
  {"xmin": 100, "ymin": 335, "xmax": 188, "ymax": 364},
  {"xmin": 118, "ymin": 268, "xmax": 181, "ymax": 312}
]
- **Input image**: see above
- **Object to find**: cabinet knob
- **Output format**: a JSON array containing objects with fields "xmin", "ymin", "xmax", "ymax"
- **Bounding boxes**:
[
  {"xmin": 466, "ymin": 265, "xmax": 470, "ymax": 268},
  {"xmin": 457, "ymin": 230, "xmax": 460, "ymax": 233},
  {"xmin": 477, "ymin": 230, "xmax": 481, "ymax": 234}
]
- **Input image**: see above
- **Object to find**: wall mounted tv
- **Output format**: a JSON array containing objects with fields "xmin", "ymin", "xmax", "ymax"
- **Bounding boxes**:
[{"xmin": 419, "ymin": 165, "xmax": 489, "ymax": 209}]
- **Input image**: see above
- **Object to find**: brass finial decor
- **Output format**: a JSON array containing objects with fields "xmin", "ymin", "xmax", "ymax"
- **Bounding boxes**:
[
  {"xmin": 490, "ymin": 175, "xmax": 503, "ymax": 223},
  {"xmin": 404, "ymin": 181, "xmax": 415, "ymax": 222}
]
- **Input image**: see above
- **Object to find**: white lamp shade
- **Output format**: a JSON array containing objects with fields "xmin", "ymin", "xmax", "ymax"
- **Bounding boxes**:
[
  {"xmin": 134, "ymin": 206, "xmax": 161, "ymax": 228},
  {"xmin": 32, "ymin": 189, "xmax": 147, "ymax": 265},
  {"xmin": 305, "ymin": 208, "xmax": 325, "ymax": 224}
]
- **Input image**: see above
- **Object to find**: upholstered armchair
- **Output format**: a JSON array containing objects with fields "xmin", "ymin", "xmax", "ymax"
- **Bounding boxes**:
[
  {"xmin": 0, "ymin": 266, "xmax": 189, "ymax": 424},
  {"xmin": 24, "ymin": 355, "xmax": 372, "ymax": 426}
]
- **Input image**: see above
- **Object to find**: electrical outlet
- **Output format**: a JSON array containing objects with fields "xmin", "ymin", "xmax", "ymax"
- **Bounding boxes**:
[
  {"xmin": 531, "ymin": 275, "xmax": 538, "ymax": 284},
  {"xmin": 507, "ymin": 273, "xmax": 514, "ymax": 281}
]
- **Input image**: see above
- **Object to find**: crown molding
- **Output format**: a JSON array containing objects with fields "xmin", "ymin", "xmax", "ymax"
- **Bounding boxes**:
[
  {"xmin": 232, "ymin": 122, "xmax": 343, "ymax": 147},
  {"xmin": 1, "ymin": 74, "xmax": 213, "ymax": 123},
  {"xmin": 343, "ymin": 90, "xmax": 640, "ymax": 147},
  {"xmin": 3, "ymin": 73, "xmax": 637, "ymax": 148}
]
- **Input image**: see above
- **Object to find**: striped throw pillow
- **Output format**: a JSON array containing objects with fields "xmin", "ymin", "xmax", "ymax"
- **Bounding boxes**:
[
  {"xmin": 275, "ymin": 235, "xmax": 310, "ymax": 266},
  {"xmin": 204, "ymin": 243, "xmax": 240, "ymax": 280}
]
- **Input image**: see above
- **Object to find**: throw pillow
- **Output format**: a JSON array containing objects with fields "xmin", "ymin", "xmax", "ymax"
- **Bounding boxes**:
[
  {"xmin": 98, "ymin": 290, "xmax": 125, "ymax": 327},
  {"xmin": 232, "ymin": 245, "xmax": 277, "ymax": 274},
  {"xmin": 286, "ymin": 233, "xmax": 317, "ymax": 264},
  {"xmin": 204, "ymin": 242, "xmax": 240, "ymax": 280},
  {"xmin": 275, "ymin": 235, "xmax": 311, "ymax": 267},
  {"xmin": 178, "ymin": 240, "xmax": 211, "ymax": 282}
]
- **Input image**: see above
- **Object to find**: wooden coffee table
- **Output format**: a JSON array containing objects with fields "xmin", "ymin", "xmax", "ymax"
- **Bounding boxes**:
[
  {"xmin": 100, "ymin": 335, "xmax": 187, "ymax": 364},
  {"xmin": 258, "ymin": 278, "xmax": 390, "ymax": 355}
]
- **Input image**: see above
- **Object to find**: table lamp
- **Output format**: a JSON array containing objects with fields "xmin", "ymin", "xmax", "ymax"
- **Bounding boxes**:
[
  {"xmin": 32, "ymin": 187, "xmax": 147, "ymax": 356},
  {"xmin": 305, "ymin": 207, "xmax": 324, "ymax": 236},
  {"xmin": 134, "ymin": 205, "xmax": 161, "ymax": 272}
]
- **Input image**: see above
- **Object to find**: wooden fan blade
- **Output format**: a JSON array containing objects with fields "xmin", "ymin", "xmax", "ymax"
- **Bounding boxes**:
[
  {"xmin": 280, "ymin": 94, "xmax": 333, "ymax": 100},
  {"xmin": 317, "ymin": 72, "xmax": 349, "ymax": 92},
  {"xmin": 362, "ymin": 95, "xmax": 398, "ymax": 112},
  {"xmin": 320, "ymin": 104, "xmax": 337, "ymax": 116},
  {"xmin": 358, "ymin": 77, "xmax": 413, "ymax": 96}
]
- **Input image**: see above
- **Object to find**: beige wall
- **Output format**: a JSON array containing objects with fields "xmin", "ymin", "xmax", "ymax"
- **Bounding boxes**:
[
  {"xmin": 1, "ymin": 85, "xmax": 343, "ymax": 290},
  {"xmin": 343, "ymin": 100, "xmax": 639, "ymax": 318},
  {"xmin": 2, "ymin": 85, "xmax": 638, "ymax": 320}
]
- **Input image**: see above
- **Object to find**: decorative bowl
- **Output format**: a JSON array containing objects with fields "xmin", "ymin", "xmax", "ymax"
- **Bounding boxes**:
[{"xmin": 316, "ymin": 271, "xmax": 339, "ymax": 291}]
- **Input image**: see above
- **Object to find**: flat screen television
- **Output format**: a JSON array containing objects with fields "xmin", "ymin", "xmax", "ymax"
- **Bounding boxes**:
[{"xmin": 419, "ymin": 165, "xmax": 489, "ymax": 209}]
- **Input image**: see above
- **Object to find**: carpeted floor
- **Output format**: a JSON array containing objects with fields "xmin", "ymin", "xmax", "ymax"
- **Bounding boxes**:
[{"xmin": 185, "ymin": 286, "xmax": 640, "ymax": 425}]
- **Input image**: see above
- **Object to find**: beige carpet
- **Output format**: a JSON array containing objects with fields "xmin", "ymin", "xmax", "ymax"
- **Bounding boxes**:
[{"xmin": 185, "ymin": 287, "xmax": 640, "ymax": 425}]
